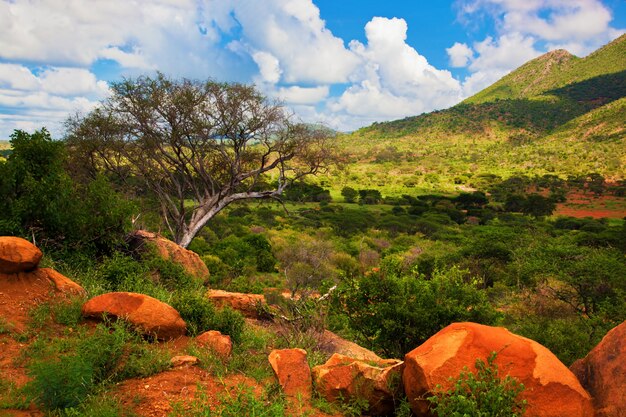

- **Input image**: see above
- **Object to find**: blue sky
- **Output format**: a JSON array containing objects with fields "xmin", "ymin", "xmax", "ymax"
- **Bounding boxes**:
[{"xmin": 0, "ymin": 0, "xmax": 624, "ymax": 138}]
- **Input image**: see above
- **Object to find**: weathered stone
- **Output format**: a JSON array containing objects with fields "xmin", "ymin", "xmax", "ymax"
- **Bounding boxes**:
[
  {"xmin": 312, "ymin": 353, "xmax": 404, "ymax": 416},
  {"xmin": 0, "ymin": 237, "xmax": 42, "ymax": 274},
  {"xmin": 170, "ymin": 355, "xmax": 199, "ymax": 367},
  {"xmin": 403, "ymin": 322, "xmax": 594, "ymax": 417},
  {"xmin": 128, "ymin": 230, "xmax": 209, "ymax": 282},
  {"xmin": 196, "ymin": 330, "xmax": 232, "ymax": 358},
  {"xmin": 319, "ymin": 330, "xmax": 382, "ymax": 362},
  {"xmin": 42, "ymin": 268, "xmax": 86, "ymax": 295},
  {"xmin": 269, "ymin": 348, "xmax": 312, "ymax": 399},
  {"xmin": 82, "ymin": 292, "xmax": 186, "ymax": 340},
  {"xmin": 207, "ymin": 289, "xmax": 265, "ymax": 318},
  {"xmin": 571, "ymin": 320, "xmax": 626, "ymax": 417}
]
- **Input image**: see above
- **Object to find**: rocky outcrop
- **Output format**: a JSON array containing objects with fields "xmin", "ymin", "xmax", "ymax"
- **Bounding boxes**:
[
  {"xmin": 403, "ymin": 322, "xmax": 594, "ymax": 417},
  {"xmin": 268, "ymin": 348, "xmax": 312, "ymax": 399},
  {"xmin": 82, "ymin": 292, "xmax": 186, "ymax": 340},
  {"xmin": 312, "ymin": 353, "xmax": 404, "ymax": 416},
  {"xmin": 207, "ymin": 289, "xmax": 266, "ymax": 318},
  {"xmin": 0, "ymin": 236, "xmax": 42, "ymax": 274},
  {"xmin": 0, "ymin": 237, "xmax": 85, "ymax": 331},
  {"xmin": 196, "ymin": 330, "xmax": 232, "ymax": 358},
  {"xmin": 127, "ymin": 230, "xmax": 209, "ymax": 282},
  {"xmin": 571, "ymin": 321, "xmax": 626, "ymax": 417}
]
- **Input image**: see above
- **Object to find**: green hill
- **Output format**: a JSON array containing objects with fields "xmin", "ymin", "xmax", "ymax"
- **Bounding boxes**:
[
  {"xmin": 329, "ymin": 35, "xmax": 626, "ymax": 195},
  {"xmin": 467, "ymin": 33, "xmax": 626, "ymax": 104}
]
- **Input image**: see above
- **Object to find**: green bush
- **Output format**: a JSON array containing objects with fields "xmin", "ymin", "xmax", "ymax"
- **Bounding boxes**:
[
  {"xmin": 333, "ymin": 267, "xmax": 500, "ymax": 357},
  {"xmin": 26, "ymin": 355, "xmax": 95, "ymax": 410},
  {"xmin": 172, "ymin": 291, "xmax": 244, "ymax": 341},
  {"xmin": 24, "ymin": 322, "xmax": 166, "ymax": 411},
  {"xmin": 428, "ymin": 352, "xmax": 526, "ymax": 417}
]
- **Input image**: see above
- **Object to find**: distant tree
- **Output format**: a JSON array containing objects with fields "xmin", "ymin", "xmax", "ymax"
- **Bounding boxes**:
[
  {"xmin": 453, "ymin": 191, "xmax": 489, "ymax": 209},
  {"xmin": 341, "ymin": 186, "xmax": 358, "ymax": 203},
  {"xmin": 66, "ymin": 74, "xmax": 335, "ymax": 248},
  {"xmin": 521, "ymin": 194, "xmax": 556, "ymax": 218},
  {"xmin": 358, "ymin": 189, "xmax": 382, "ymax": 205},
  {"xmin": 585, "ymin": 173, "xmax": 605, "ymax": 196}
]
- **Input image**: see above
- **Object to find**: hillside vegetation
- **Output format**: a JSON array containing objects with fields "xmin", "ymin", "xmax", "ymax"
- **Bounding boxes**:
[{"xmin": 331, "ymin": 35, "xmax": 626, "ymax": 195}]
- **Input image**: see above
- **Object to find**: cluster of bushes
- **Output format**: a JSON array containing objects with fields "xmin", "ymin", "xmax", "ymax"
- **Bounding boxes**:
[
  {"xmin": 192, "ymin": 195, "xmax": 625, "ymax": 367},
  {"xmin": 0, "ymin": 129, "xmax": 134, "ymax": 255}
]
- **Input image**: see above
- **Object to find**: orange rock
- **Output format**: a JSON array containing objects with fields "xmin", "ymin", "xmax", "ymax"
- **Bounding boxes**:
[
  {"xmin": 196, "ymin": 330, "xmax": 232, "ymax": 358},
  {"xmin": 207, "ymin": 289, "xmax": 265, "ymax": 318},
  {"xmin": 268, "ymin": 348, "xmax": 312, "ymax": 399},
  {"xmin": 128, "ymin": 230, "xmax": 209, "ymax": 282},
  {"xmin": 82, "ymin": 292, "xmax": 186, "ymax": 340},
  {"xmin": 170, "ymin": 355, "xmax": 199, "ymax": 367},
  {"xmin": 0, "ymin": 236, "xmax": 42, "ymax": 274},
  {"xmin": 312, "ymin": 353, "xmax": 404, "ymax": 416},
  {"xmin": 571, "ymin": 320, "xmax": 626, "ymax": 417},
  {"xmin": 403, "ymin": 322, "xmax": 594, "ymax": 417},
  {"xmin": 41, "ymin": 268, "xmax": 86, "ymax": 295}
]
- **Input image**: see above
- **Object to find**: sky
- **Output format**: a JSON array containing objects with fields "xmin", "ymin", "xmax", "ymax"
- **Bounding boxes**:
[{"xmin": 0, "ymin": 0, "xmax": 624, "ymax": 138}]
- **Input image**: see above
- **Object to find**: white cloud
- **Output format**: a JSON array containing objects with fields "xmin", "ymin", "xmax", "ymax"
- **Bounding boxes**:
[
  {"xmin": 252, "ymin": 51, "xmax": 282, "ymax": 84},
  {"xmin": 451, "ymin": 0, "xmax": 623, "ymax": 98},
  {"xmin": 275, "ymin": 86, "xmax": 329, "ymax": 105},
  {"xmin": 0, "ymin": 0, "xmax": 623, "ymax": 136},
  {"xmin": 0, "ymin": 64, "xmax": 39, "ymax": 90},
  {"xmin": 329, "ymin": 17, "xmax": 462, "ymax": 125},
  {"xmin": 0, "ymin": 65, "xmax": 106, "ymax": 138},
  {"xmin": 457, "ymin": 0, "xmax": 623, "ymax": 55},
  {"xmin": 447, "ymin": 42, "xmax": 474, "ymax": 67},
  {"xmin": 213, "ymin": 0, "xmax": 360, "ymax": 84}
]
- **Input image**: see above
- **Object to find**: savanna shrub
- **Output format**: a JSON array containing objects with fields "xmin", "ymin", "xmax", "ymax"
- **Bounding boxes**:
[
  {"xmin": 333, "ymin": 267, "xmax": 499, "ymax": 357},
  {"xmin": 172, "ymin": 291, "xmax": 244, "ymax": 341},
  {"xmin": 428, "ymin": 352, "xmax": 526, "ymax": 417},
  {"xmin": 25, "ymin": 322, "xmax": 158, "ymax": 411}
]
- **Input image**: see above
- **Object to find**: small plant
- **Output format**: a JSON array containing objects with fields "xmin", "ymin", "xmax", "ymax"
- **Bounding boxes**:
[
  {"xmin": 169, "ymin": 383, "xmax": 286, "ymax": 417},
  {"xmin": 0, "ymin": 316, "xmax": 14, "ymax": 334},
  {"xmin": 24, "ymin": 321, "xmax": 169, "ymax": 411},
  {"xmin": 428, "ymin": 352, "xmax": 527, "ymax": 417},
  {"xmin": 52, "ymin": 296, "xmax": 86, "ymax": 326},
  {"xmin": 171, "ymin": 291, "xmax": 244, "ymax": 341}
]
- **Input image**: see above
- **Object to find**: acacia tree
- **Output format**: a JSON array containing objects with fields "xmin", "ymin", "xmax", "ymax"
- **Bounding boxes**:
[{"xmin": 66, "ymin": 74, "xmax": 335, "ymax": 248}]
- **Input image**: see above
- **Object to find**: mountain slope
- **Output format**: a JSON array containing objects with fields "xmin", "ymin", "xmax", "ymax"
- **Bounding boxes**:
[
  {"xmin": 357, "ymin": 34, "xmax": 626, "ymax": 141},
  {"xmin": 467, "ymin": 33, "xmax": 626, "ymax": 104},
  {"xmin": 332, "ymin": 36, "xmax": 626, "ymax": 193}
]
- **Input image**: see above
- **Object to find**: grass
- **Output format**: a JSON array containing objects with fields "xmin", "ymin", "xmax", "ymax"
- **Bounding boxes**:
[
  {"xmin": 20, "ymin": 321, "xmax": 171, "ymax": 412},
  {"xmin": 169, "ymin": 383, "xmax": 287, "ymax": 417}
]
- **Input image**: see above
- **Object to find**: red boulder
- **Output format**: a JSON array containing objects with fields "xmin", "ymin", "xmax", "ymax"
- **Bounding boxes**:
[
  {"xmin": 0, "ymin": 236, "xmax": 42, "ymax": 274},
  {"xmin": 196, "ymin": 330, "xmax": 232, "ymax": 358},
  {"xmin": 312, "ymin": 353, "xmax": 404, "ymax": 416},
  {"xmin": 82, "ymin": 292, "xmax": 186, "ymax": 340},
  {"xmin": 403, "ymin": 322, "xmax": 593, "ymax": 417},
  {"xmin": 268, "ymin": 348, "xmax": 312, "ymax": 399},
  {"xmin": 571, "ymin": 320, "xmax": 626, "ymax": 417}
]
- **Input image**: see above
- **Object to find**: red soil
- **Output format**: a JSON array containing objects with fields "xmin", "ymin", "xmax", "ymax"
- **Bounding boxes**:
[{"xmin": 555, "ymin": 192, "xmax": 626, "ymax": 219}]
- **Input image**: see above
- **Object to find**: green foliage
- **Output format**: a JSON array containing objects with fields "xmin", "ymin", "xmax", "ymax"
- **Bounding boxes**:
[
  {"xmin": 172, "ymin": 291, "xmax": 244, "ymax": 341},
  {"xmin": 283, "ymin": 181, "xmax": 331, "ymax": 202},
  {"xmin": 341, "ymin": 186, "xmax": 358, "ymax": 203},
  {"xmin": 169, "ymin": 383, "xmax": 286, "ymax": 417},
  {"xmin": 428, "ymin": 352, "xmax": 527, "ymax": 417},
  {"xmin": 334, "ymin": 267, "xmax": 500, "ymax": 357},
  {"xmin": 0, "ymin": 128, "xmax": 133, "ymax": 254},
  {"xmin": 24, "ymin": 322, "xmax": 169, "ymax": 411},
  {"xmin": 26, "ymin": 355, "xmax": 94, "ymax": 410}
]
